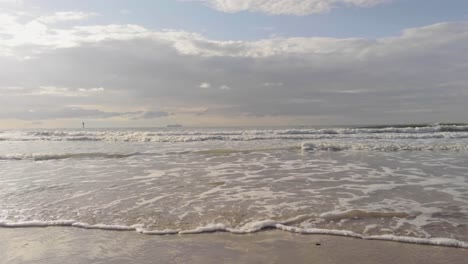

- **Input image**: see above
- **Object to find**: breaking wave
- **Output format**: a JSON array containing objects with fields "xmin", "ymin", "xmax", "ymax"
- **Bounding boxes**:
[
  {"xmin": 1, "ymin": 125, "xmax": 468, "ymax": 143},
  {"xmin": 301, "ymin": 141, "xmax": 468, "ymax": 152},
  {"xmin": 2, "ymin": 140, "xmax": 468, "ymax": 163},
  {"xmin": 0, "ymin": 152, "xmax": 153, "ymax": 161}
]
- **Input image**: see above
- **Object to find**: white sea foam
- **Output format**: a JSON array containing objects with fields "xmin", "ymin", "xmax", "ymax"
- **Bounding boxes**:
[
  {"xmin": 319, "ymin": 210, "xmax": 410, "ymax": 220},
  {"xmin": 179, "ymin": 223, "xmax": 230, "ymax": 234},
  {"xmin": 70, "ymin": 222, "xmax": 138, "ymax": 231},
  {"xmin": 1, "ymin": 126, "xmax": 468, "ymax": 143},
  {"xmin": 2, "ymin": 219, "xmax": 466, "ymax": 248},
  {"xmin": 276, "ymin": 224, "xmax": 364, "ymax": 238},
  {"xmin": 2, "ymin": 126, "xmax": 468, "ymax": 250},
  {"xmin": 229, "ymin": 220, "xmax": 279, "ymax": 234},
  {"xmin": 301, "ymin": 141, "xmax": 468, "ymax": 152},
  {"xmin": 0, "ymin": 220, "xmax": 76, "ymax": 227},
  {"xmin": 366, "ymin": 235, "xmax": 468, "ymax": 248},
  {"xmin": 1, "ymin": 140, "xmax": 468, "ymax": 164},
  {"xmin": 0, "ymin": 152, "xmax": 147, "ymax": 161},
  {"xmin": 136, "ymin": 228, "xmax": 180, "ymax": 235}
]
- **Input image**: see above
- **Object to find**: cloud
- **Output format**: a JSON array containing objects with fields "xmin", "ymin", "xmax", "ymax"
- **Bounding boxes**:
[
  {"xmin": 1, "ymin": 12, "xmax": 372, "ymax": 58},
  {"xmin": 0, "ymin": 13, "xmax": 149, "ymax": 55},
  {"xmin": 0, "ymin": 107, "xmax": 171, "ymax": 121},
  {"xmin": 78, "ymin": 87, "xmax": 105, "ymax": 93},
  {"xmin": 333, "ymin": 89, "xmax": 368, "ymax": 94},
  {"xmin": 0, "ymin": 86, "xmax": 105, "ymax": 97},
  {"xmin": 119, "ymin": 9, "xmax": 133, "ymax": 15},
  {"xmin": 263, "ymin": 82, "xmax": 284, "ymax": 87},
  {"xmin": 190, "ymin": 0, "xmax": 389, "ymax": 15},
  {"xmin": 138, "ymin": 111, "xmax": 172, "ymax": 119},
  {"xmin": 219, "ymin": 85, "xmax": 231, "ymax": 90},
  {"xmin": 0, "ymin": 12, "xmax": 467, "ymax": 125},
  {"xmin": 0, "ymin": 20, "xmax": 371, "ymax": 58},
  {"xmin": 0, "ymin": 107, "xmax": 123, "ymax": 120},
  {"xmin": 199, "ymin": 82, "xmax": 211, "ymax": 88},
  {"xmin": 0, "ymin": 0, "xmax": 22, "ymax": 6},
  {"xmin": 36, "ymin": 11, "xmax": 98, "ymax": 24}
]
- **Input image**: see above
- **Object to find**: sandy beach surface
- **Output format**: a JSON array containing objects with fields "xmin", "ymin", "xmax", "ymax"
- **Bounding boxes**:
[{"xmin": 1, "ymin": 228, "xmax": 467, "ymax": 264}]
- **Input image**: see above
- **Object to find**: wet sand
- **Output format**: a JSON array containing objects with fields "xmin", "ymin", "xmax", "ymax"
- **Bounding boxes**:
[{"xmin": 1, "ymin": 228, "xmax": 467, "ymax": 264}]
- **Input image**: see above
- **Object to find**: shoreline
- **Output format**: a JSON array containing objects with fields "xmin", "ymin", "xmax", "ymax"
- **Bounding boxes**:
[
  {"xmin": 1, "ymin": 220, "xmax": 467, "ymax": 249},
  {"xmin": 1, "ymin": 227, "xmax": 467, "ymax": 264}
]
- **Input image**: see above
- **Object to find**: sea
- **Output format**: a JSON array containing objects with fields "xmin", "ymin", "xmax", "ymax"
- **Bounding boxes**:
[{"xmin": 1, "ymin": 124, "xmax": 468, "ymax": 248}]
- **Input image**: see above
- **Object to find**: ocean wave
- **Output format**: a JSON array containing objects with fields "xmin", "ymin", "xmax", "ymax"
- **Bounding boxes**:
[
  {"xmin": 2, "ymin": 140, "xmax": 467, "ymax": 163},
  {"xmin": 0, "ymin": 152, "xmax": 151, "ymax": 161},
  {"xmin": 1, "ymin": 219, "xmax": 466, "ymax": 248},
  {"xmin": 277, "ymin": 125, "xmax": 468, "ymax": 134},
  {"xmin": 319, "ymin": 210, "xmax": 412, "ymax": 220},
  {"xmin": 2, "ymin": 129, "xmax": 468, "ymax": 142},
  {"xmin": 301, "ymin": 141, "xmax": 468, "ymax": 152}
]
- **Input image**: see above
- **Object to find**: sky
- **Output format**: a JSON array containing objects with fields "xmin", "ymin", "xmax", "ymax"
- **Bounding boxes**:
[{"xmin": 0, "ymin": 0, "xmax": 467, "ymax": 128}]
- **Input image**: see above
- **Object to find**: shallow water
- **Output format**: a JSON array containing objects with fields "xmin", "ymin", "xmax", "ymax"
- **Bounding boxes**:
[{"xmin": 1, "ymin": 126, "xmax": 468, "ymax": 247}]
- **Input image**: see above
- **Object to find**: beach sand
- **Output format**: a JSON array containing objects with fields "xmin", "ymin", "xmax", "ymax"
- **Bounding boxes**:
[{"xmin": 1, "ymin": 228, "xmax": 467, "ymax": 264}]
